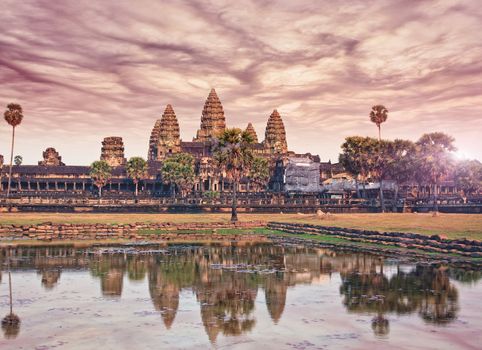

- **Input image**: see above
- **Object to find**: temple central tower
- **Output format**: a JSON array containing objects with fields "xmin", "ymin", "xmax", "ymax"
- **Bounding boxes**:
[{"xmin": 194, "ymin": 89, "xmax": 226, "ymax": 142}]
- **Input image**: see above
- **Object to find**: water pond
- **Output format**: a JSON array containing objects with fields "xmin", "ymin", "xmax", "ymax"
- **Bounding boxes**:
[{"xmin": 0, "ymin": 243, "xmax": 481, "ymax": 349}]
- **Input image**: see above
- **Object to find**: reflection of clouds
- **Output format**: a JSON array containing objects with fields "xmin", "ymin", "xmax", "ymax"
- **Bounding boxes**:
[{"xmin": 1, "ymin": 0, "xmax": 481, "ymax": 163}]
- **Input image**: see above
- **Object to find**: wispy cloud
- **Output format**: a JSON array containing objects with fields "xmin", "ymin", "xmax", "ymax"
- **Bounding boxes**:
[{"xmin": 1, "ymin": 0, "xmax": 481, "ymax": 164}]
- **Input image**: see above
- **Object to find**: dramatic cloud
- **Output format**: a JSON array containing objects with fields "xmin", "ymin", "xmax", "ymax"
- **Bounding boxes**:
[{"xmin": 0, "ymin": 0, "xmax": 481, "ymax": 164}]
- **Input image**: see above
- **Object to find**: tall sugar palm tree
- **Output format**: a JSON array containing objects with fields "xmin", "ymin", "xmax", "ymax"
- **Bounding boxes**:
[
  {"xmin": 4, "ymin": 103, "xmax": 24, "ymax": 197},
  {"xmin": 89, "ymin": 160, "xmax": 112, "ymax": 197},
  {"xmin": 369, "ymin": 105, "xmax": 388, "ymax": 141},
  {"xmin": 126, "ymin": 157, "xmax": 148, "ymax": 196},
  {"xmin": 213, "ymin": 128, "xmax": 254, "ymax": 222}
]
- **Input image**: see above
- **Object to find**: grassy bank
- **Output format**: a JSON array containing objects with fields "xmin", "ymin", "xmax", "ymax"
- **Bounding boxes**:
[{"xmin": 0, "ymin": 212, "xmax": 480, "ymax": 240}]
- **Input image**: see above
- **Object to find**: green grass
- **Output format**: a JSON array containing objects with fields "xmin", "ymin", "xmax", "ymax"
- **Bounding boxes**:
[{"xmin": 0, "ymin": 213, "xmax": 480, "ymax": 240}]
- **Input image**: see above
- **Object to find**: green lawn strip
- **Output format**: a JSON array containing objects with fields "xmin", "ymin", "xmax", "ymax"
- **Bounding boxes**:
[
  {"xmin": 137, "ymin": 229, "xmax": 214, "ymax": 235},
  {"xmin": 260, "ymin": 229, "xmax": 478, "ymax": 260}
]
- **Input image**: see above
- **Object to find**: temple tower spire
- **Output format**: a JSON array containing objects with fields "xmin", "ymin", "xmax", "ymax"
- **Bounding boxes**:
[
  {"xmin": 245, "ymin": 123, "xmax": 259, "ymax": 143},
  {"xmin": 194, "ymin": 89, "xmax": 226, "ymax": 142},
  {"xmin": 157, "ymin": 104, "xmax": 181, "ymax": 160},
  {"xmin": 263, "ymin": 109, "xmax": 288, "ymax": 154}
]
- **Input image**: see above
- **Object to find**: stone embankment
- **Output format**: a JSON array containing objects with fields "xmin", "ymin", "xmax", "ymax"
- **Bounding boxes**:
[
  {"xmin": 0, "ymin": 221, "xmax": 266, "ymax": 242},
  {"xmin": 267, "ymin": 222, "xmax": 482, "ymax": 258}
]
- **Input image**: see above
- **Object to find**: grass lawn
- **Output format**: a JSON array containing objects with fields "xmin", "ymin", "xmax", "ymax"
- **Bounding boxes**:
[{"xmin": 0, "ymin": 212, "xmax": 480, "ymax": 240}]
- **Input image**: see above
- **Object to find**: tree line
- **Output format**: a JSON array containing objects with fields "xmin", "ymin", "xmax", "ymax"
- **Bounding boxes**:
[{"xmin": 340, "ymin": 105, "xmax": 482, "ymax": 212}]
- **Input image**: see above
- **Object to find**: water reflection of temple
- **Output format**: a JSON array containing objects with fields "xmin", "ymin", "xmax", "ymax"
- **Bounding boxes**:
[{"xmin": 1, "ymin": 245, "xmax": 476, "ymax": 342}]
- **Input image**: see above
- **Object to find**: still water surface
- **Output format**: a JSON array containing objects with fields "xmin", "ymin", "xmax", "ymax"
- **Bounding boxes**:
[{"xmin": 0, "ymin": 244, "xmax": 481, "ymax": 349}]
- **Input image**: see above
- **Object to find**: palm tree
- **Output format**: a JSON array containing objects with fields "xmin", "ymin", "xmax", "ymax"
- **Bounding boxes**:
[
  {"xmin": 4, "ymin": 103, "xmax": 24, "ymax": 197},
  {"xmin": 14, "ymin": 155, "xmax": 22, "ymax": 166},
  {"xmin": 213, "ymin": 128, "xmax": 254, "ymax": 222},
  {"xmin": 369, "ymin": 105, "xmax": 388, "ymax": 141},
  {"xmin": 160, "ymin": 153, "xmax": 195, "ymax": 198},
  {"xmin": 89, "ymin": 160, "xmax": 112, "ymax": 197},
  {"xmin": 126, "ymin": 157, "xmax": 148, "ymax": 196}
]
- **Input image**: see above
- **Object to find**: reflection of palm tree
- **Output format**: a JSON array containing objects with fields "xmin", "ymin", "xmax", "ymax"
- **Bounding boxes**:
[{"xmin": 2, "ymin": 262, "xmax": 21, "ymax": 339}]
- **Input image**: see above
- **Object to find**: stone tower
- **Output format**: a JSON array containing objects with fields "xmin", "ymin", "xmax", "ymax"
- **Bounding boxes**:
[
  {"xmin": 39, "ymin": 147, "xmax": 65, "ymax": 166},
  {"xmin": 245, "ymin": 123, "xmax": 259, "ymax": 143},
  {"xmin": 194, "ymin": 89, "xmax": 226, "ymax": 142},
  {"xmin": 101, "ymin": 136, "xmax": 126, "ymax": 167},
  {"xmin": 157, "ymin": 104, "xmax": 181, "ymax": 159},
  {"xmin": 263, "ymin": 109, "xmax": 288, "ymax": 154},
  {"xmin": 148, "ymin": 119, "xmax": 162, "ymax": 161}
]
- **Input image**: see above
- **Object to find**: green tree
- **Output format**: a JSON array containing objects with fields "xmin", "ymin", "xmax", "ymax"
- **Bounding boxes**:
[
  {"xmin": 213, "ymin": 128, "xmax": 255, "ymax": 222},
  {"xmin": 370, "ymin": 139, "xmax": 395, "ymax": 213},
  {"xmin": 4, "ymin": 103, "xmax": 24, "ymax": 197},
  {"xmin": 14, "ymin": 155, "xmax": 22, "ymax": 166},
  {"xmin": 160, "ymin": 153, "xmax": 195, "ymax": 197},
  {"xmin": 454, "ymin": 159, "xmax": 482, "ymax": 197},
  {"xmin": 89, "ymin": 160, "xmax": 112, "ymax": 197},
  {"xmin": 126, "ymin": 157, "xmax": 148, "ymax": 196},
  {"xmin": 415, "ymin": 132, "xmax": 456, "ymax": 212},
  {"xmin": 339, "ymin": 136, "xmax": 374, "ymax": 198},
  {"xmin": 386, "ymin": 139, "xmax": 417, "ymax": 211},
  {"xmin": 369, "ymin": 105, "xmax": 388, "ymax": 141},
  {"xmin": 249, "ymin": 157, "xmax": 270, "ymax": 192}
]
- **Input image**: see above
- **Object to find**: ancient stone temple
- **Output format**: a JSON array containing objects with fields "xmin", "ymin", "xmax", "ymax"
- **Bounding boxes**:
[
  {"xmin": 263, "ymin": 109, "xmax": 288, "ymax": 154},
  {"xmin": 148, "ymin": 119, "xmax": 162, "ymax": 161},
  {"xmin": 101, "ymin": 136, "xmax": 126, "ymax": 167},
  {"xmin": 245, "ymin": 123, "xmax": 259, "ymax": 143},
  {"xmin": 38, "ymin": 147, "xmax": 65, "ymax": 166},
  {"xmin": 194, "ymin": 89, "xmax": 226, "ymax": 142},
  {"xmin": 156, "ymin": 104, "xmax": 181, "ymax": 159}
]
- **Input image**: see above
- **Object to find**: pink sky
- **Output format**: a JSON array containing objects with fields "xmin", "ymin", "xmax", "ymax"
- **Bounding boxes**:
[{"xmin": 1, "ymin": 0, "xmax": 481, "ymax": 165}]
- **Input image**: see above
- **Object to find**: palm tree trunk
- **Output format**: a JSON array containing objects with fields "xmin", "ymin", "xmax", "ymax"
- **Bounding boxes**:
[
  {"xmin": 135, "ymin": 181, "xmax": 138, "ymax": 197},
  {"xmin": 7, "ymin": 126, "xmax": 16, "ymax": 197},
  {"xmin": 379, "ymin": 178, "xmax": 385, "ymax": 213},
  {"xmin": 231, "ymin": 180, "xmax": 238, "ymax": 222},
  {"xmin": 378, "ymin": 125, "xmax": 381, "ymax": 141}
]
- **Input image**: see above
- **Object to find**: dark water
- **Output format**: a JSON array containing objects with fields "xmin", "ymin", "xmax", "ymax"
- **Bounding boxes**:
[{"xmin": 0, "ymin": 244, "xmax": 481, "ymax": 349}]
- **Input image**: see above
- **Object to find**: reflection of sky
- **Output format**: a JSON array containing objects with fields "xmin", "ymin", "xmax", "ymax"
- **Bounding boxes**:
[
  {"xmin": 1, "ymin": 268, "xmax": 481, "ymax": 349},
  {"xmin": 1, "ymin": 1, "xmax": 482, "ymax": 164}
]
